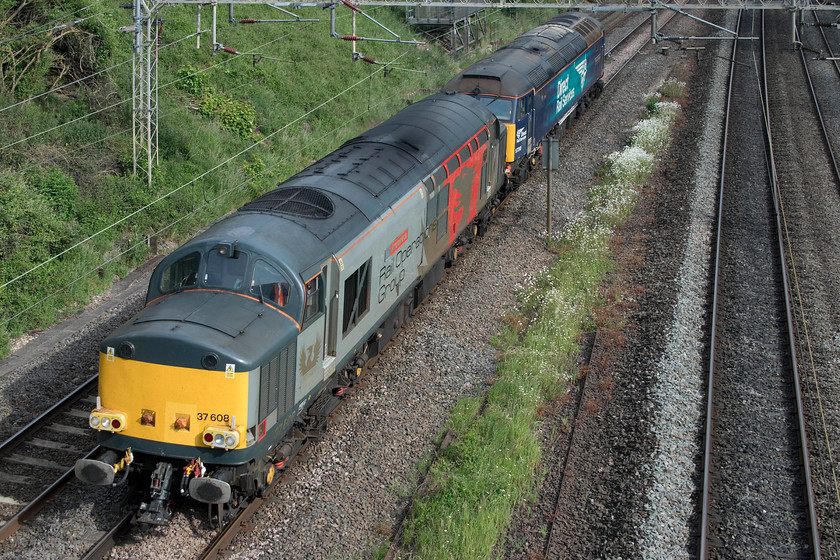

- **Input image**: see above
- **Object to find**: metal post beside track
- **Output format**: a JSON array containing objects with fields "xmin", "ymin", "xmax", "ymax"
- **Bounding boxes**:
[{"xmin": 542, "ymin": 137, "xmax": 559, "ymax": 234}]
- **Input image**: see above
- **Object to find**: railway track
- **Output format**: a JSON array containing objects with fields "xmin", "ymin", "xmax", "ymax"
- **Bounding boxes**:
[
  {"xmin": 698, "ymin": 10, "xmax": 819, "ymax": 558},
  {"xmin": 536, "ymin": 9, "xmax": 679, "ymax": 557},
  {"xmin": 798, "ymin": 9, "xmax": 840, "ymax": 186},
  {"xmin": 0, "ymin": 376, "xmax": 100, "ymax": 542}
]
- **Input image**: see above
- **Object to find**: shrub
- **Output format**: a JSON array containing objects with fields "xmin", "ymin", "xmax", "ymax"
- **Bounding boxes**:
[
  {"xmin": 605, "ymin": 147, "xmax": 654, "ymax": 185},
  {"xmin": 644, "ymin": 91, "xmax": 662, "ymax": 115},
  {"xmin": 658, "ymin": 77, "xmax": 686, "ymax": 98},
  {"xmin": 29, "ymin": 167, "xmax": 80, "ymax": 219},
  {"xmin": 177, "ymin": 66, "xmax": 212, "ymax": 97},
  {"xmin": 0, "ymin": 175, "xmax": 77, "ymax": 273}
]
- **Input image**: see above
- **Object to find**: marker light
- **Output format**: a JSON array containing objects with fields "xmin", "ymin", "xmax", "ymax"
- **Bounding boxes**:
[
  {"xmin": 88, "ymin": 409, "xmax": 127, "ymax": 433},
  {"xmin": 174, "ymin": 415, "xmax": 190, "ymax": 430},
  {"xmin": 141, "ymin": 410, "xmax": 155, "ymax": 426},
  {"xmin": 201, "ymin": 427, "xmax": 241, "ymax": 450}
]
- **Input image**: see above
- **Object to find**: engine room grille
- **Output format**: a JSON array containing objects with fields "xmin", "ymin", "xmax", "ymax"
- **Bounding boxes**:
[{"xmin": 240, "ymin": 187, "xmax": 335, "ymax": 219}]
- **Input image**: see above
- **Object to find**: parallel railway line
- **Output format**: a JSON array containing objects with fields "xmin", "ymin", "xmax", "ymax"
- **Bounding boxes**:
[
  {"xmin": 540, "ymin": 8, "xmax": 678, "ymax": 557},
  {"xmin": 770, "ymin": 6, "xmax": 840, "ymax": 557},
  {"xmin": 799, "ymin": 9, "xmax": 840, "ymax": 186},
  {"xmin": 0, "ymin": 376, "xmax": 100, "ymax": 542},
  {"xmin": 698, "ymin": 10, "xmax": 819, "ymax": 558}
]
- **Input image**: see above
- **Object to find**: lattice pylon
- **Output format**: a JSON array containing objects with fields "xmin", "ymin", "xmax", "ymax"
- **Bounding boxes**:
[{"xmin": 132, "ymin": 0, "xmax": 159, "ymax": 188}]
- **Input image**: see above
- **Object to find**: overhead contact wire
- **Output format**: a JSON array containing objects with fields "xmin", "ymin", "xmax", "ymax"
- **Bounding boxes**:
[
  {"xmin": 0, "ymin": 83, "xmax": 396, "ymax": 328},
  {"xmin": 0, "ymin": 6, "xmax": 118, "ymax": 47},
  {"xmin": 0, "ymin": 56, "xmax": 401, "ymax": 294}
]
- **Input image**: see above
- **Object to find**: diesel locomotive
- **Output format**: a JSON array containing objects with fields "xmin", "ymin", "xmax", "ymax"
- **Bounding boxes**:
[
  {"xmin": 444, "ymin": 12, "xmax": 604, "ymax": 185},
  {"xmin": 74, "ymin": 13, "xmax": 604, "ymax": 525}
]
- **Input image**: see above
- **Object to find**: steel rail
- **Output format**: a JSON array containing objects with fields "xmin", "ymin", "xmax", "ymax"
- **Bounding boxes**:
[
  {"xmin": 697, "ymin": 9, "xmax": 739, "ymax": 558},
  {"xmin": 79, "ymin": 510, "xmax": 136, "ymax": 560},
  {"xmin": 800, "ymin": 10, "xmax": 840, "ymax": 187},
  {"xmin": 198, "ymin": 496, "xmax": 267, "ymax": 560},
  {"xmin": 0, "ymin": 446, "xmax": 101, "ymax": 542},
  {"xmin": 0, "ymin": 375, "xmax": 100, "ymax": 543},
  {"xmin": 196, "ymin": 438, "xmax": 312, "ymax": 560},
  {"xmin": 606, "ymin": 11, "xmax": 654, "ymax": 59},
  {"xmin": 541, "ymin": 329, "xmax": 601, "ymax": 557},
  {"xmin": 761, "ymin": 10, "xmax": 821, "ymax": 558},
  {"xmin": 0, "ymin": 375, "xmax": 97, "ymax": 456},
  {"xmin": 604, "ymin": 10, "xmax": 681, "ymax": 87}
]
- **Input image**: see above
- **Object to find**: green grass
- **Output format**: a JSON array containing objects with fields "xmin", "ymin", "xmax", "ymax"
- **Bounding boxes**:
[
  {"xmin": 0, "ymin": 1, "xmax": 546, "ymax": 356},
  {"xmin": 398, "ymin": 79, "xmax": 686, "ymax": 559}
]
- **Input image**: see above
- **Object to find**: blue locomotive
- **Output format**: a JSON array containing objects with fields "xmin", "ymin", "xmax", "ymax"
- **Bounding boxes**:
[
  {"xmin": 75, "ymin": 13, "xmax": 604, "ymax": 525},
  {"xmin": 444, "ymin": 12, "xmax": 604, "ymax": 185}
]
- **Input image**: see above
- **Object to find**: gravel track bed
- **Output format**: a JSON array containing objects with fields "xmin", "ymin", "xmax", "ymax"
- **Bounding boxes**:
[
  {"xmin": 766, "ymin": 10, "xmax": 840, "ymax": 559},
  {"xmin": 0, "ymin": 263, "xmax": 154, "ymax": 443},
  {"xmin": 3, "ymin": 9, "xmax": 826, "ymax": 560}
]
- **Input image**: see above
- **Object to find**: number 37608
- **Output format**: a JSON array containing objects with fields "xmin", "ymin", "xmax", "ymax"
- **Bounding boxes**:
[{"xmin": 196, "ymin": 412, "xmax": 230, "ymax": 423}]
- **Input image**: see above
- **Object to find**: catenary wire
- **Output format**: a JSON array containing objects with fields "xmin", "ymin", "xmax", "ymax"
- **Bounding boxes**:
[
  {"xmin": 0, "ymin": 62, "xmax": 400, "ymax": 328},
  {"xmin": 0, "ymin": 51, "xmax": 406, "ymax": 295}
]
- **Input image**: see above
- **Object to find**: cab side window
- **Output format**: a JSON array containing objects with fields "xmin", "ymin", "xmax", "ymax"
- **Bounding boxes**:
[
  {"xmin": 303, "ymin": 273, "xmax": 324, "ymax": 326},
  {"xmin": 160, "ymin": 252, "xmax": 200, "ymax": 293},
  {"xmin": 250, "ymin": 260, "xmax": 291, "ymax": 308},
  {"xmin": 517, "ymin": 97, "xmax": 528, "ymax": 120},
  {"xmin": 343, "ymin": 261, "xmax": 370, "ymax": 334}
]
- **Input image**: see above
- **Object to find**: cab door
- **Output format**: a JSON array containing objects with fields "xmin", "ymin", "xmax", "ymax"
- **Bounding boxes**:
[
  {"xmin": 514, "ymin": 95, "xmax": 533, "ymax": 159},
  {"xmin": 524, "ymin": 93, "xmax": 534, "ymax": 153},
  {"xmin": 295, "ymin": 270, "xmax": 326, "ymax": 401},
  {"xmin": 322, "ymin": 258, "xmax": 340, "ymax": 379}
]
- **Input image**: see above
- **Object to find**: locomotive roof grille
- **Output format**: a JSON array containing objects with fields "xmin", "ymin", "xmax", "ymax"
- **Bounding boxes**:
[
  {"xmin": 239, "ymin": 187, "xmax": 335, "ymax": 219},
  {"xmin": 528, "ymin": 66, "xmax": 550, "ymax": 87}
]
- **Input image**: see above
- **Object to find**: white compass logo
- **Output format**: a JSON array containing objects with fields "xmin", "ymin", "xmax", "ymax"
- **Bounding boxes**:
[{"xmin": 575, "ymin": 58, "xmax": 587, "ymax": 91}]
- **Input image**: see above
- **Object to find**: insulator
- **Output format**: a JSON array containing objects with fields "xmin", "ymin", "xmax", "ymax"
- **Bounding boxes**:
[
  {"xmin": 362, "ymin": 56, "xmax": 376, "ymax": 64},
  {"xmin": 239, "ymin": 18, "xmax": 258, "ymax": 24},
  {"xmin": 342, "ymin": 0, "xmax": 361, "ymax": 12},
  {"xmin": 341, "ymin": 35, "xmax": 361, "ymax": 41},
  {"xmin": 222, "ymin": 46, "xmax": 239, "ymax": 54}
]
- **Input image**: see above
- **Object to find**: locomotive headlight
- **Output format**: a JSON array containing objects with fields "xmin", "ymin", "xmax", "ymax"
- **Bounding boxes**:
[
  {"xmin": 201, "ymin": 427, "xmax": 241, "ymax": 450},
  {"xmin": 88, "ymin": 409, "xmax": 127, "ymax": 433}
]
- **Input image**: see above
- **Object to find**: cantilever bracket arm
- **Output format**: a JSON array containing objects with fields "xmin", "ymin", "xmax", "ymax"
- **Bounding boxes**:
[
  {"xmin": 652, "ymin": 0, "xmax": 740, "ymax": 37},
  {"xmin": 330, "ymin": 0, "xmax": 425, "ymax": 45}
]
